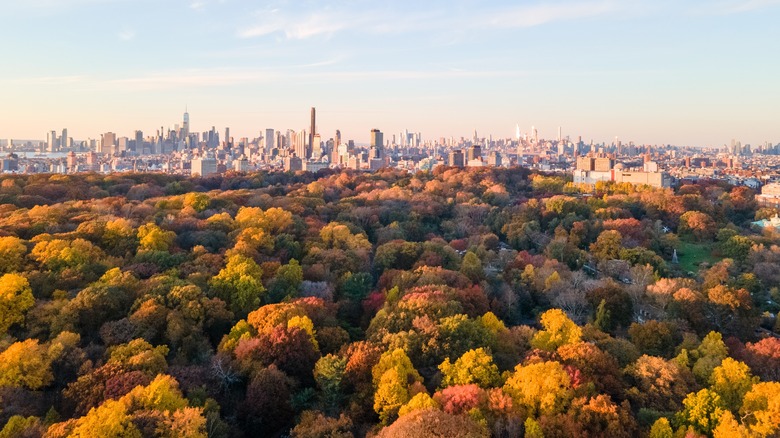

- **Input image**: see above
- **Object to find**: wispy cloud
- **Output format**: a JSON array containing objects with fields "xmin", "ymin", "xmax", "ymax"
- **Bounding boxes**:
[
  {"xmin": 237, "ymin": 1, "xmax": 632, "ymax": 41},
  {"xmin": 9, "ymin": 63, "xmax": 661, "ymax": 93},
  {"xmin": 238, "ymin": 9, "xmax": 352, "ymax": 40},
  {"xmin": 117, "ymin": 29, "xmax": 136, "ymax": 41},
  {"xmin": 480, "ymin": 0, "xmax": 628, "ymax": 28},
  {"xmin": 1, "ymin": 0, "xmax": 126, "ymax": 13},
  {"xmin": 709, "ymin": 0, "xmax": 780, "ymax": 13},
  {"xmin": 9, "ymin": 75, "xmax": 89, "ymax": 85}
]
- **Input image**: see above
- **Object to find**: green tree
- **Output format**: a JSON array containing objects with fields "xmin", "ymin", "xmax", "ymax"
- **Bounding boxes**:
[
  {"xmin": 268, "ymin": 259, "xmax": 303, "ymax": 302},
  {"xmin": 209, "ymin": 254, "xmax": 265, "ymax": 315},
  {"xmin": 590, "ymin": 230, "xmax": 623, "ymax": 261},
  {"xmin": 314, "ymin": 354, "xmax": 347, "ymax": 415},
  {"xmin": 460, "ymin": 251, "xmax": 484, "ymax": 283},
  {"xmin": 593, "ymin": 299, "xmax": 611, "ymax": 332},
  {"xmin": 693, "ymin": 331, "xmax": 729, "ymax": 384}
]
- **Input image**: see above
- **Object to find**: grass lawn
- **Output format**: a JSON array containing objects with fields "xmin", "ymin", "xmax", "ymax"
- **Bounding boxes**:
[{"xmin": 676, "ymin": 241, "xmax": 720, "ymax": 274}]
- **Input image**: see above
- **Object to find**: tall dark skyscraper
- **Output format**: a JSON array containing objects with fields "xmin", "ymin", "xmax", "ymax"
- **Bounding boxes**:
[
  {"xmin": 309, "ymin": 107, "xmax": 316, "ymax": 158},
  {"xmin": 370, "ymin": 129, "xmax": 384, "ymax": 159}
]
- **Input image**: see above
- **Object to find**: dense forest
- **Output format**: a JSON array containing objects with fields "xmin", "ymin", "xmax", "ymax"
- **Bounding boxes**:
[{"xmin": 0, "ymin": 167, "xmax": 778, "ymax": 438}]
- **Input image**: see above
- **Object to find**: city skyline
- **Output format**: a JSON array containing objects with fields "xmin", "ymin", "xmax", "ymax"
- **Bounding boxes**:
[{"xmin": 1, "ymin": 0, "xmax": 779, "ymax": 146}]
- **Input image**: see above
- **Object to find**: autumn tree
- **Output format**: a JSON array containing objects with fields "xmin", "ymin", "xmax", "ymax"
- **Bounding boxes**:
[
  {"xmin": 679, "ymin": 211, "xmax": 717, "ymax": 241},
  {"xmin": 531, "ymin": 309, "xmax": 582, "ymax": 351},
  {"xmin": 738, "ymin": 381, "xmax": 780, "ymax": 436},
  {"xmin": 0, "ymin": 339, "xmax": 53, "ymax": 389},
  {"xmin": 438, "ymin": 348, "xmax": 501, "ymax": 389},
  {"xmin": 290, "ymin": 411, "xmax": 353, "ymax": 438},
  {"xmin": 137, "ymin": 223, "xmax": 176, "ymax": 252},
  {"xmin": 625, "ymin": 355, "xmax": 695, "ymax": 412},
  {"xmin": 743, "ymin": 338, "xmax": 780, "ymax": 381},
  {"xmin": 676, "ymin": 389, "xmax": 725, "ymax": 436},
  {"xmin": 242, "ymin": 365, "xmax": 294, "ymax": 434},
  {"xmin": 0, "ymin": 273, "xmax": 34, "ymax": 336},
  {"xmin": 503, "ymin": 360, "xmax": 573, "ymax": 416},
  {"xmin": 377, "ymin": 408, "xmax": 489, "ymax": 438},
  {"xmin": 710, "ymin": 358, "xmax": 757, "ymax": 413},
  {"xmin": 372, "ymin": 349, "xmax": 424, "ymax": 424},
  {"xmin": 0, "ymin": 236, "xmax": 26, "ymax": 273}
]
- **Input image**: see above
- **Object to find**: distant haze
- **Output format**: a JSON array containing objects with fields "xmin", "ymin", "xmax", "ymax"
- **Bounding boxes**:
[{"xmin": 0, "ymin": 0, "xmax": 778, "ymax": 146}]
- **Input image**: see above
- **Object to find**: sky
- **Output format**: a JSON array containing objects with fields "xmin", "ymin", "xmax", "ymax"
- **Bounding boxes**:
[{"xmin": 0, "ymin": 0, "xmax": 778, "ymax": 146}]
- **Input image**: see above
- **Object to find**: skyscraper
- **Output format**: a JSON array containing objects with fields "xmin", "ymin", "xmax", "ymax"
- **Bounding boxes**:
[
  {"xmin": 370, "ymin": 129, "xmax": 384, "ymax": 159},
  {"xmin": 265, "ymin": 128, "xmax": 275, "ymax": 155},
  {"xmin": 134, "ymin": 131, "xmax": 143, "ymax": 153},
  {"xmin": 183, "ymin": 109, "xmax": 190, "ymax": 138},
  {"xmin": 309, "ymin": 107, "xmax": 316, "ymax": 157},
  {"xmin": 61, "ymin": 129, "xmax": 68, "ymax": 150},
  {"xmin": 101, "ymin": 132, "xmax": 116, "ymax": 155},
  {"xmin": 48, "ymin": 130, "xmax": 57, "ymax": 152}
]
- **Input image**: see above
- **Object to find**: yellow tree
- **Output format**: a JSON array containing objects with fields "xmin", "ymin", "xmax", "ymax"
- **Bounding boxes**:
[
  {"xmin": 372, "ymin": 349, "xmax": 423, "ymax": 424},
  {"xmin": 676, "ymin": 389, "xmax": 725, "ymax": 436},
  {"xmin": 438, "ymin": 348, "xmax": 501, "ymax": 389},
  {"xmin": 740, "ymin": 382, "xmax": 780, "ymax": 436},
  {"xmin": 0, "ymin": 273, "xmax": 34, "ymax": 336},
  {"xmin": 531, "ymin": 309, "xmax": 582, "ymax": 351},
  {"xmin": 398, "ymin": 392, "xmax": 439, "ymax": 417},
  {"xmin": 374, "ymin": 368, "xmax": 413, "ymax": 424},
  {"xmin": 68, "ymin": 399, "xmax": 142, "ymax": 438},
  {"xmin": 0, "ymin": 236, "xmax": 26, "ymax": 273},
  {"xmin": 503, "ymin": 360, "xmax": 573, "ymax": 416},
  {"xmin": 0, "ymin": 339, "xmax": 53, "ymax": 389},
  {"xmin": 320, "ymin": 222, "xmax": 371, "ymax": 251},
  {"xmin": 710, "ymin": 358, "xmax": 758, "ymax": 413},
  {"xmin": 137, "ymin": 223, "xmax": 176, "ymax": 252}
]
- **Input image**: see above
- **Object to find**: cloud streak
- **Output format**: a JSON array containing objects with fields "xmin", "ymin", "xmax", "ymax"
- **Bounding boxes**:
[
  {"xmin": 711, "ymin": 0, "xmax": 780, "ymax": 13},
  {"xmin": 9, "ymin": 65, "xmax": 659, "ymax": 93},
  {"xmin": 117, "ymin": 29, "xmax": 136, "ymax": 41},
  {"xmin": 236, "ymin": 1, "xmax": 631, "ymax": 41}
]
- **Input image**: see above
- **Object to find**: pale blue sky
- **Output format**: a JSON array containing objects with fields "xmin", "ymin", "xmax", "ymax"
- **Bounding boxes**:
[{"xmin": 0, "ymin": 0, "xmax": 778, "ymax": 146}]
